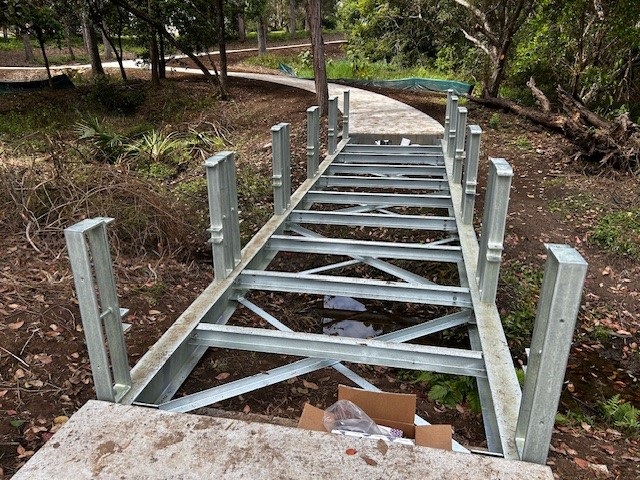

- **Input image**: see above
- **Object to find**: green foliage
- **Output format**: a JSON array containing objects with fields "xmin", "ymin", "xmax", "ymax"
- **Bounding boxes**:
[
  {"xmin": 75, "ymin": 117, "xmax": 127, "ymax": 163},
  {"xmin": 600, "ymin": 395, "xmax": 640, "ymax": 435},
  {"xmin": 512, "ymin": 136, "xmax": 532, "ymax": 150},
  {"xmin": 86, "ymin": 75, "xmax": 146, "ymax": 115},
  {"xmin": 488, "ymin": 113, "xmax": 501, "ymax": 129},
  {"xmin": 500, "ymin": 261, "xmax": 544, "ymax": 347},
  {"xmin": 591, "ymin": 210, "xmax": 640, "ymax": 259},
  {"xmin": 175, "ymin": 177, "xmax": 208, "ymax": 200},
  {"xmin": 548, "ymin": 192, "xmax": 594, "ymax": 214},
  {"xmin": 555, "ymin": 410, "xmax": 594, "ymax": 427},
  {"xmin": 405, "ymin": 371, "xmax": 481, "ymax": 412},
  {"xmin": 0, "ymin": 36, "xmax": 25, "ymax": 51}
]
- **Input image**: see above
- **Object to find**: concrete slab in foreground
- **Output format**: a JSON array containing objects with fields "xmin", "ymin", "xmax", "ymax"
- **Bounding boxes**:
[{"xmin": 13, "ymin": 401, "xmax": 553, "ymax": 480}]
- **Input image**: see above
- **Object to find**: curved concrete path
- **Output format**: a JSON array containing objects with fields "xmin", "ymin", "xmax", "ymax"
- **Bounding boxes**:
[{"xmin": 226, "ymin": 71, "xmax": 444, "ymax": 144}]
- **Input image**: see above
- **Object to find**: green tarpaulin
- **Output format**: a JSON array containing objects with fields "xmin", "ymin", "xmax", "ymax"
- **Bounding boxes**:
[{"xmin": 278, "ymin": 64, "xmax": 473, "ymax": 96}]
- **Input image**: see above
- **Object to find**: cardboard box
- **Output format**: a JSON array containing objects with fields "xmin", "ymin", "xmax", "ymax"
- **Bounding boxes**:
[{"xmin": 297, "ymin": 385, "xmax": 452, "ymax": 451}]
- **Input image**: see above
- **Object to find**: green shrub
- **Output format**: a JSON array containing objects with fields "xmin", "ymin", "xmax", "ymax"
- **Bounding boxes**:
[
  {"xmin": 87, "ymin": 75, "xmax": 146, "ymax": 115},
  {"xmin": 601, "ymin": 395, "xmax": 640, "ymax": 434}
]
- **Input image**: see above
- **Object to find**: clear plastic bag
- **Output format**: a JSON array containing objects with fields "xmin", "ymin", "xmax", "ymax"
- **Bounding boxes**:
[{"xmin": 323, "ymin": 399, "xmax": 383, "ymax": 436}]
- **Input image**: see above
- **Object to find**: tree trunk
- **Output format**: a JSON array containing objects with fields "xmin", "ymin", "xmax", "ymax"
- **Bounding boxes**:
[
  {"xmin": 2, "ymin": 25, "xmax": 7, "ymax": 39},
  {"xmin": 216, "ymin": 0, "xmax": 227, "ymax": 92},
  {"xmin": 158, "ymin": 31, "xmax": 166, "ymax": 79},
  {"xmin": 97, "ymin": 22, "xmax": 128, "ymax": 82},
  {"xmin": 257, "ymin": 17, "xmax": 267, "ymax": 55},
  {"xmin": 82, "ymin": 14, "xmax": 104, "ymax": 75},
  {"xmin": 469, "ymin": 85, "xmax": 640, "ymax": 171},
  {"xmin": 22, "ymin": 32, "xmax": 34, "ymax": 62},
  {"xmin": 101, "ymin": 28, "xmax": 114, "ymax": 60},
  {"xmin": 306, "ymin": 0, "xmax": 328, "ymax": 116},
  {"xmin": 34, "ymin": 29, "xmax": 52, "ymax": 86},
  {"xmin": 64, "ymin": 22, "xmax": 76, "ymax": 60},
  {"xmin": 149, "ymin": 31, "xmax": 159, "ymax": 85},
  {"xmin": 289, "ymin": 0, "xmax": 297, "ymax": 34},
  {"xmin": 485, "ymin": 41, "xmax": 510, "ymax": 98},
  {"xmin": 237, "ymin": 13, "xmax": 246, "ymax": 43}
]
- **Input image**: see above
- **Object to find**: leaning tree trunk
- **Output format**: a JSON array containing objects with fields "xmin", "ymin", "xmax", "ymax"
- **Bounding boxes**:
[
  {"xmin": 485, "ymin": 40, "xmax": 511, "ymax": 98},
  {"xmin": 34, "ymin": 29, "xmax": 52, "ymax": 86},
  {"xmin": 306, "ymin": 0, "xmax": 328, "ymax": 116},
  {"xmin": 101, "ymin": 28, "xmax": 114, "ymax": 60}
]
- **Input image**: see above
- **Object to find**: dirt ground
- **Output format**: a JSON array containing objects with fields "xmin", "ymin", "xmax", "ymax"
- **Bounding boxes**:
[{"xmin": 1, "ymin": 44, "xmax": 639, "ymax": 479}]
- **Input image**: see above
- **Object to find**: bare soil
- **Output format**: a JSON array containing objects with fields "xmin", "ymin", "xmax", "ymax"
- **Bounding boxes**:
[{"xmin": 1, "ymin": 48, "xmax": 639, "ymax": 479}]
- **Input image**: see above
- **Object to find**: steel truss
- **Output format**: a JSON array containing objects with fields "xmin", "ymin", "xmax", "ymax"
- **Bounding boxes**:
[{"xmin": 65, "ymin": 90, "xmax": 587, "ymax": 465}]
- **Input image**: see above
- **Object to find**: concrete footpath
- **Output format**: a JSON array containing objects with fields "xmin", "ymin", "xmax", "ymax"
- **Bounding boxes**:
[
  {"xmin": 12, "ymin": 401, "xmax": 553, "ymax": 480},
  {"xmin": 226, "ymin": 71, "xmax": 444, "ymax": 144}
]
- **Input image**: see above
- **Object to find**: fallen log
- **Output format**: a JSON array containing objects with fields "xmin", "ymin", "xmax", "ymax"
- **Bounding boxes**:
[{"xmin": 468, "ymin": 82, "xmax": 640, "ymax": 172}]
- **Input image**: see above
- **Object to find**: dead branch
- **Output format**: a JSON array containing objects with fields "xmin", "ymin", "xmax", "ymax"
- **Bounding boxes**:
[{"xmin": 526, "ymin": 77, "xmax": 551, "ymax": 113}]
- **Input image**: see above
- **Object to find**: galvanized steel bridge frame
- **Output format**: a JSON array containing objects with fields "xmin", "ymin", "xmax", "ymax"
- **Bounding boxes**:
[{"xmin": 65, "ymin": 91, "xmax": 587, "ymax": 465}]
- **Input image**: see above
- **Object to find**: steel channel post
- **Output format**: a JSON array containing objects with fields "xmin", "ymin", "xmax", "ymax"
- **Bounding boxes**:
[
  {"xmin": 282, "ymin": 122, "xmax": 292, "ymax": 209},
  {"xmin": 461, "ymin": 125, "xmax": 482, "ymax": 225},
  {"xmin": 328, "ymin": 95, "xmax": 338, "ymax": 154},
  {"xmin": 306, "ymin": 106, "xmax": 320, "ymax": 179},
  {"xmin": 342, "ymin": 90, "xmax": 350, "ymax": 140},
  {"xmin": 476, "ymin": 158, "xmax": 513, "ymax": 303},
  {"xmin": 64, "ymin": 218, "xmax": 131, "ymax": 402},
  {"xmin": 453, "ymin": 107, "xmax": 468, "ymax": 184},
  {"xmin": 271, "ymin": 124, "xmax": 287, "ymax": 214},
  {"xmin": 446, "ymin": 96, "xmax": 459, "ymax": 159},
  {"xmin": 223, "ymin": 152, "xmax": 242, "ymax": 266},
  {"xmin": 205, "ymin": 153, "xmax": 233, "ymax": 280},
  {"xmin": 515, "ymin": 244, "xmax": 587, "ymax": 464},
  {"xmin": 443, "ymin": 89, "xmax": 453, "ymax": 141}
]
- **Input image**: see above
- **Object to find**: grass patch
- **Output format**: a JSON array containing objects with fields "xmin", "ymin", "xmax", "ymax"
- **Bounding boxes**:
[
  {"xmin": 548, "ymin": 192, "xmax": 594, "ymax": 214},
  {"xmin": 499, "ymin": 261, "xmax": 544, "ymax": 348},
  {"xmin": 591, "ymin": 209, "xmax": 640, "ymax": 259}
]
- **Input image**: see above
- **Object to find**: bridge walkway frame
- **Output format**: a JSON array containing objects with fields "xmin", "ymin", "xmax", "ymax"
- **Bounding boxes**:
[{"xmin": 65, "ymin": 91, "xmax": 587, "ymax": 466}]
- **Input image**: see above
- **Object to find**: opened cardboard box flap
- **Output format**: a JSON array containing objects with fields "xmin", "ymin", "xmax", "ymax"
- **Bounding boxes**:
[{"xmin": 297, "ymin": 385, "xmax": 452, "ymax": 451}]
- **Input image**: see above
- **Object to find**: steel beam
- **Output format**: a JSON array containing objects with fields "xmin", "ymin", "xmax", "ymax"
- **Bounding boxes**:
[
  {"xmin": 289, "ymin": 210, "xmax": 458, "ymax": 231},
  {"xmin": 317, "ymin": 175, "xmax": 449, "ymax": 190},
  {"xmin": 342, "ymin": 144, "xmax": 442, "ymax": 154},
  {"xmin": 326, "ymin": 164, "xmax": 446, "ymax": 177},
  {"xmin": 236, "ymin": 270, "xmax": 471, "ymax": 307},
  {"xmin": 305, "ymin": 191, "xmax": 453, "ymax": 209},
  {"xmin": 335, "ymin": 152, "xmax": 444, "ymax": 165},
  {"xmin": 191, "ymin": 324, "xmax": 486, "ymax": 378},
  {"xmin": 267, "ymin": 235, "xmax": 463, "ymax": 262}
]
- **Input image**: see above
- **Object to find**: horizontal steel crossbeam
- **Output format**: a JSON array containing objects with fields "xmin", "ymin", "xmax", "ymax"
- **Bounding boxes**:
[
  {"xmin": 326, "ymin": 164, "xmax": 446, "ymax": 177},
  {"xmin": 289, "ymin": 210, "xmax": 458, "ymax": 231},
  {"xmin": 305, "ymin": 191, "xmax": 453, "ymax": 208},
  {"xmin": 342, "ymin": 145, "xmax": 442, "ymax": 154},
  {"xmin": 336, "ymin": 152, "xmax": 444, "ymax": 165},
  {"xmin": 267, "ymin": 235, "xmax": 463, "ymax": 262},
  {"xmin": 318, "ymin": 175, "xmax": 449, "ymax": 190},
  {"xmin": 236, "ymin": 270, "xmax": 472, "ymax": 307},
  {"xmin": 191, "ymin": 324, "xmax": 486, "ymax": 377}
]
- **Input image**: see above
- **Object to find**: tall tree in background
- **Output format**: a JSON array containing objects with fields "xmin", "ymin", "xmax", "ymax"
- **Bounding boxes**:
[
  {"xmin": 307, "ymin": 0, "xmax": 328, "ymax": 115},
  {"xmin": 452, "ymin": 0, "xmax": 536, "ymax": 97}
]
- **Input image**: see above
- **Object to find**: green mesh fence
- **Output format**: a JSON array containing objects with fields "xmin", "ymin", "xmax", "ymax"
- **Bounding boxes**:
[{"xmin": 278, "ymin": 64, "xmax": 473, "ymax": 96}]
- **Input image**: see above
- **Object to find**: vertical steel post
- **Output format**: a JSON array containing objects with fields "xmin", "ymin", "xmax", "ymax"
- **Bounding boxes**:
[
  {"xmin": 453, "ymin": 106, "xmax": 468, "ymax": 184},
  {"xmin": 342, "ymin": 90, "xmax": 350, "ymax": 140},
  {"xmin": 443, "ymin": 89, "xmax": 454, "ymax": 141},
  {"xmin": 271, "ymin": 123, "xmax": 291, "ymax": 214},
  {"xmin": 328, "ymin": 95, "xmax": 338, "ymax": 154},
  {"xmin": 446, "ymin": 96, "xmax": 459, "ymax": 159},
  {"xmin": 64, "ymin": 217, "xmax": 132, "ymax": 402},
  {"xmin": 461, "ymin": 125, "xmax": 482, "ymax": 224},
  {"xmin": 205, "ymin": 152, "xmax": 241, "ymax": 281},
  {"xmin": 307, "ymin": 106, "xmax": 320, "ymax": 179},
  {"xmin": 476, "ymin": 158, "xmax": 513, "ymax": 303},
  {"xmin": 515, "ymin": 244, "xmax": 588, "ymax": 464}
]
